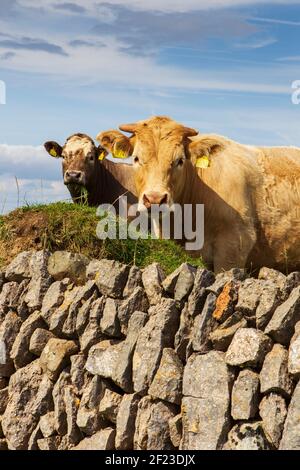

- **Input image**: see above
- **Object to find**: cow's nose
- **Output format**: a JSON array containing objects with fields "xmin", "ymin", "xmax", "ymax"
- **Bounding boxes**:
[
  {"xmin": 65, "ymin": 170, "xmax": 83, "ymax": 183},
  {"xmin": 143, "ymin": 191, "xmax": 169, "ymax": 208}
]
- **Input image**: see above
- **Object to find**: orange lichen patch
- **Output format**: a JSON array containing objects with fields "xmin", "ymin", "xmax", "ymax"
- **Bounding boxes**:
[{"xmin": 212, "ymin": 281, "xmax": 239, "ymax": 322}]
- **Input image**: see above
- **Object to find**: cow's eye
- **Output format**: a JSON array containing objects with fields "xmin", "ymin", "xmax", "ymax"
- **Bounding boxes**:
[
  {"xmin": 175, "ymin": 157, "xmax": 184, "ymax": 167},
  {"xmin": 133, "ymin": 156, "xmax": 139, "ymax": 164}
]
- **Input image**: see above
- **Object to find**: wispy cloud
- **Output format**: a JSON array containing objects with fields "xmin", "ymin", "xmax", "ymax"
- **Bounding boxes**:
[
  {"xmin": 249, "ymin": 16, "xmax": 300, "ymax": 26},
  {"xmin": 0, "ymin": 34, "xmax": 68, "ymax": 56},
  {"xmin": 235, "ymin": 37, "xmax": 277, "ymax": 49}
]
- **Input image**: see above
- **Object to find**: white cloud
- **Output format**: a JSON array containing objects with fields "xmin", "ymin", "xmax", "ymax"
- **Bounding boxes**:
[{"xmin": 235, "ymin": 37, "xmax": 277, "ymax": 49}]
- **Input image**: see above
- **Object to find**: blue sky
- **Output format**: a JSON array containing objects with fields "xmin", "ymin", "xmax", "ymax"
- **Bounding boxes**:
[{"xmin": 0, "ymin": 0, "xmax": 300, "ymax": 211}]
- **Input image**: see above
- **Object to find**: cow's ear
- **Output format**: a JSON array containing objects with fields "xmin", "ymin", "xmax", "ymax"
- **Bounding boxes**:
[
  {"xmin": 44, "ymin": 141, "xmax": 63, "ymax": 158},
  {"xmin": 96, "ymin": 130, "xmax": 133, "ymax": 159},
  {"xmin": 97, "ymin": 145, "xmax": 108, "ymax": 161},
  {"xmin": 187, "ymin": 136, "xmax": 225, "ymax": 169}
]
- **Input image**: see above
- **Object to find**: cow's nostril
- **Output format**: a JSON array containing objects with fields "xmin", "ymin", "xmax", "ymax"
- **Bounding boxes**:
[
  {"xmin": 143, "ymin": 192, "xmax": 169, "ymax": 207},
  {"xmin": 161, "ymin": 194, "xmax": 168, "ymax": 205}
]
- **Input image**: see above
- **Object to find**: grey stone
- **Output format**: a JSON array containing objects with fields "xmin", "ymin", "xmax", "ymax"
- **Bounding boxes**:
[
  {"xmin": 37, "ymin": 436, "xmax": 62, "ymax": 450},
  {"xmin": 0, "ymin": 387, "xmax": 8, "ymax": 414},
  {"xmin": 231, "ymin": 369, "xmax": 260, "ymax": 420},
  {"xmin": 52, "ymin": 370, "xmax": 71, "ymax": 436},
  {"xmin": 29, "ymin": 328, "xmax": 55, "ymax": 356},
  {"xmin": 258, "ymin": 267, "xmax": 286, "ymax": 287},
  {"xmin": 260, "ymin": 344, "xmax": 294, "ymax": 398},
  {"xmin": 75, "ymin": 294, "xmax": 99, "ymax": 336},
  {"xmin": 283, "ymin": 272, "xmax": 300, "ymax": 297},
  {"xmin": 72, "ymin": 428, "xmax": 116, "ymax": 450},
  {"xmin": 100, "ymin": 298, "xmax": 121, "ymax": 337},
  {"xmin": 224, "ymin": 422, "xmax": 271, "ymax": 450},
  {"xmin": 85, "ymin": 339, "xmax": 122, "ymax": 380},
  {"xmin": 174, "ymin": 264, "xmax": 197, "ymax": 302},
  {"xmin": 169, "ymin": 415, "xmax": 182, "ymax": 448},
  {"xmin": 210, "ymin": 313, "xmax": 248, "ymax": 351},
  {"xmin": 28, "ymin": 424, "xmax": 42, "ymax": 450},
  {"xmin": 123, "ymin": 266, "xmax": 143, "ymax": 297},
  {"xmin": 279, "ymin": 381, "xmax": 300, "ymax": 450},
  {"xmin": 5, "ymin": 251, "xmax": 32, "ymax": 282},
  {"xmin": 79, "ymin": 322, "xmax": 103, "ymax": 355},
  {"xmin": 40, "ymin": 338, "xmax": 78, "ymax": 381},
  {"xmin": 48, "ymin": 251, "xmax": 89, "ymax": 284},
  {"xmin": 0, "ymin": 312, "xmax": 22, "ymax": 377},
  {"xmin": 115, "ymin": 393, "xmax": 140, "ymax": 450},
  {"xmin": 11, "ymin": 311, "xmax": 46, "ymax": 369},
  {"xmin": 99, "ymin": 389, "xmax": 122, "ymax": 424},
  {"xmin": 0, "ymin": 282, "xmax": 20, "ymax": 319},
  {"xmin": 162, "ymin": 264, "xmax": 185, "ymax": 294},
  {"xmin": 76, "ymin": 376, "xmax": 105, "ymax": 435},
  {"xmin": 236, "ymin": 278, "xmax": 264, "ymax": 317},
  {"xmin": 40, "ymin": 412, "xmax": 56, "ymax": 438},
  {"xmin": 174, "ymin": 303, "xmax": 194, "ymax": 362},
  {"xmin": 182, "ymin": 351, "xmax": 234, "ymax": 450},
  {"xmin": 188, "ymin": 268, "xmax": 215, "ymax": 313},
  {"xmin": 24, "ymin": 252, "xmax": 53, "ymax": 312},
  {"xmin": 41, "ymin": 279, "xmax": 70, "ymax": 324},
  {"xmin": 49, "ymin": 287, "xmax": 79, "ymax": 335},
  {"xmin": 149, "ymin": 348, "xmax": 183, "ymax": 405},
  {"xmin": 2, "ymin": 360, "xmax": 53, "ymax": 450},
  {"xmin": 70, "ymin": 354, "xmax": 89, "ymax": 396},
  {"xmin": 64, "ymin": 385, "xmax": 82, "ymax": 444},
  {"xmin": 265, "ymin": 286, "xmax": 300, "ymax": 345},
  {"xmin": 133, "ymin": 299, "xmax": 180, "ymax": 395},
  {"xmin": 259, "ymin": 393, "xmax": 287, "ymax": 448},
  {"xmin": 62, "ymin": 281, "xmax": 97, "ymax": 337},
  {"xmin": 118, "ymin": 287, "xmax": 148, "ymax": 335},
  {"xmin": 225, "ymin": 328, "xmax": 273, "ymax": 368},
  {"xmin": 134, "ymin": 396, "xmax": 176, "ymax": 450},
  {"xmin": 142, "ymin": 263, "xmax": 166, "ymax": 306},
  {"xmin": 94, "ymin": 259, "xmax": 129, "ymax": 298},
  {"xmin": 192, "ymin": 293, "xmax": 217, "ymax": 353},
  {"xmin": 288, "ymin": 321, "xmax": 300, "ymax": 377},
  {"xmin": 255, "ymin": 281, "xmax": 282, "ymax": 330},
  {"xmin": 208, "ymin": 268, "xmax": 246, "ymax": 296}
]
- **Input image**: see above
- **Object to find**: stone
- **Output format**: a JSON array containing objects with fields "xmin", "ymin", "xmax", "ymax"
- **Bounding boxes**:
[
  {"xmin": 100, "ymin": 298, "xmax": 121, "ymax": 337},
  {"xmin": 0, "ymin": 312, "xmax": 22, "ymax": 377},
  {"xmin": 5, "ymin": 251, "xmax": 32, "ymax": 282},
  {"xmin": 2, "ymin": 360, "xmax": 53, "ymax": 450},
  {"xmin": 174, "ymin": 303, "xmax": 194, "ymax": 362},
  {"xmin": 37, "ymin": 436, "xmax": 62, "ymax": 450},
  {"xmin": 162, "ymin": 265, "xmax": 185, "ymax": 294},
  {"xmin": 11, "ymin": 311, "xmax": 46, "ymax": 369},
  {"xmin": 279, "ymin": 381, "xmax": 300, "ymax": 450},
  {"xmin": 192, "ymin": 293, "xmax": 217, "ymax": 353},
  {"xmin": 224, "ymin": 422, "xmax": 271, "ymax": 450},
  {"xmin": 118, "ymin": 287, "xmax": 149, "ymax": 335},
  {"xmin": 283, "ymin": 272, "xmax": 300, "ymax": 297},
  {"xmin": 188, "ymin": 268, "xmax": 215, "ymax": 312},
  {"xmin": 75, "ymin": 293, "xmax": 99, "ymax": 335},
  {"xmin": 288, "ymin": 321, "xmax": 300, "ymax": 377},
  {"xmin": 72, "ymin": 428, "xmax": 116, "ymax": 450},
  {"xmin": 85, "ymin": 340, "xmax": 122, "ymax": 381},
  {"xmin": 0, "ymin": 282, "xmax": 19, "ymax": 318},
  {"xmin": 41, "ymin": 279, "xmax": 70, "ymax": 324},
  {"xmin": 210, "ymin": 313, "xmax": 248, "ymax": 352},
  {"xmin": 48, "ymin": 287, "xmax": 79, "ymax": 336},
  {"xmin": 169, "ymin": 415, "xmax": 182, "ymax": 448},
  {"xmin": 0, "ymin": 415, "xmax": 3, "ymax": 437},
  {"xmin": 64, "ymin": 385, "xmax": 82, "ymax": 444},
  {"xmin": 40, "ymin": 338, "xmax": 78, "ymax": 382},
  {"xmin": 62, "ymin": 281, "xmax": 97, "ymax": 337},
  {"xmin": 134, "ymin": 396, "xmax": 176, "ymax": 450},
  {"xmin": 29, "ymin": 328, "xmax": 55, "ymax": 356},
  {"xmin": 115, "ymin": 393, "xmax": 140, "ymax": 450},
  {"xmin": 99, "ymin": 389, "xmax": 122, "ymax": 424},
  {"xmin": 48, "ymin": 251, "xmax": 89, "ymax": 284},
  {"xmin": 94, "ymin": 259, "xmax": 129, "ymax": 298},
  {"xmin": 225, "ymin": 328, "xmax": 273, "ymax": 368},
  {"xmin": 52, "ymin": 370, "xmax": 71, "ymax": 436},
  {"xmin": 133, "ymin": 299, "xmax": 180, "ymax": 395},
  {"xmin": 255, "ymin": 281, "xmax": 282, "ymax": 330},
  {"xmin": 28, "ymin": 424, "xmax": 42, "ymax": 450},
  {"xmin": 149, "ymin": 348, "xmax": 183, "ymax": 405},
  {"xmin": 174, "ymin": 264, "xmax": 197, "ymax": 302},
  {"xmin": 212, "ymin": 281, "xmax": 239, "ymax": 323},
  {"xmin": 0, "ymin": 377, "xmax": 7, "ymax": 390},
  {"xmin": 236, "ymin": 278, "xmax": 265, "ymax": 318},
  {"xmin": 79, "ymin": 322, "xmax": 103, "ymax": 355},
  {"xmin": 182, "ymin": 351, "xmax": 234, "ymax": 450},
  {"xmin": 142, "ymin": 263, "xmax": 166, "ymax": 305},
  {"xmin": 264, "ymin": 286, "xmax": 300, "ymax": 345},
  {"xmin": 70, "ymin": 355, "xmax": 89, "ymax": 396},
  {"xmin": 231, "ymin": 369, "xmax": 260, "ymax": 420},
  {"xmin": 25, "ymin": 253, "xmax": 53, "ymax": 312},
  {"xmin": 76, "ymin": 376, "xmax": 106, "ymax": 435},
  {"xmin": 208, "ymin": 268, "xmax": 246, "ymax": 296},
  {"xmin": 260, "ymin": 344, "xmax": 293, "ymax": 398},
  {"xmin": 123, "ymin": 266, "xmax": 143, "ymax": 297},
  {"xmin": 258, "ymin": 267, "xmax": 286, "ymax": 287},
  {"xmin": 0, "ymin": 387, "xmax": 8, "ymax": 414},
  {"xmin": 40, "ymin": 412, "xmax": 56, "ymax": 438},
  {"xmin": 259, "ymin": 393, "xmax": 287, "ymax": 448}
]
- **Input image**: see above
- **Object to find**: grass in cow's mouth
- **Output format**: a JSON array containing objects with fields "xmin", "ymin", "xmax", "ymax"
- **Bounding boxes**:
[{"xmin": 0, "ymin": 202, "xmax": 204, "ymax": 273}]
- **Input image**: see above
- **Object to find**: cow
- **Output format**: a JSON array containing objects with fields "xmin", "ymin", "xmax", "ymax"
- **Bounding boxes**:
[
  {"xmin": 44, "ymin": 133, "xmax": 137, "ymax": 208},
  {"xmin": 97, "ymin": 116, "xmax": 300, "ymax": 273}
]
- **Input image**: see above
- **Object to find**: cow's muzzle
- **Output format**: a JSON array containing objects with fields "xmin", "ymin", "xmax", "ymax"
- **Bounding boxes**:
[
  {"xmin": 64, "ymin": 170, "xmax": 85, "ymax": 185},
  {"xmin": 142, "ymin": 191, "xmax": 169, "ymax": 209}
]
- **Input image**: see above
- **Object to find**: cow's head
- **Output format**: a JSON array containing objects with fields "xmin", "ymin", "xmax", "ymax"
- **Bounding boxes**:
[
  {"xmin": 97, "ymin": 116, "xmax": 223, "ymax": 208},
  {"xmin": 44, "ymin": 133, "xmax": 107, "ymax": 188}
]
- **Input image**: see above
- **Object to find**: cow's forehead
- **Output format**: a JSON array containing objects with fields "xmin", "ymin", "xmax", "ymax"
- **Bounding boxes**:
[{"xmin": 64, "ymin": 136, "xmax": 94, "ymax": 156}]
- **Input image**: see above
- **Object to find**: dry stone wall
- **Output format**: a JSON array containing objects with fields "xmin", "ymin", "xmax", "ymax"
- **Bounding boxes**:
[{"xmin": 0, "ymin": 250, "xmax": 300, "ymax": 450}]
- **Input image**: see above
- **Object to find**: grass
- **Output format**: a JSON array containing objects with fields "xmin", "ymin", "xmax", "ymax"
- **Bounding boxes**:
[{"xmin": 0, "ymin": 202, "xmax": 204, "ymax": 274}]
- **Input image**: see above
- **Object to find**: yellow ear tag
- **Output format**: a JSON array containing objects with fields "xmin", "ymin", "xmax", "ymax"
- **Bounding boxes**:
[
  {"xmin": 50, "ymin": 148, "xmax": 57, "ymax": 157},
  {"xmin": 196, "ymin": 156, "xmax": 210, "ymax": 169},
  {"xmin": 98, "ymin": 151, "xmax": 106, "ymax": 161},
  {"xmin": 114, "ymin": 149, "xmax": 127, "ymax": 159}
]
